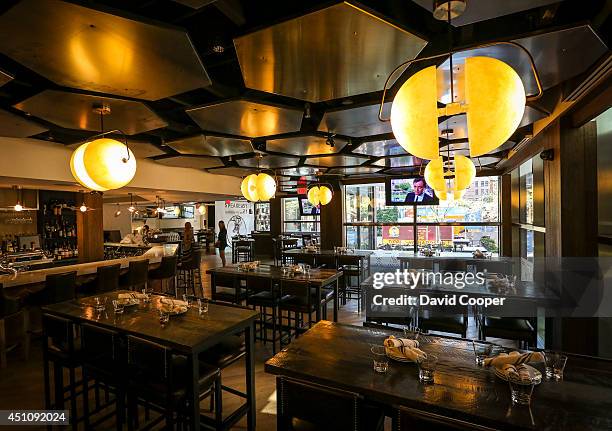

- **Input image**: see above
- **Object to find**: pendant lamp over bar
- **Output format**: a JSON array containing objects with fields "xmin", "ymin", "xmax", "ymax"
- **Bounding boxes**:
[{"xmin": 307, "ymin": 184, "xmax": 333, "ymax": 207}]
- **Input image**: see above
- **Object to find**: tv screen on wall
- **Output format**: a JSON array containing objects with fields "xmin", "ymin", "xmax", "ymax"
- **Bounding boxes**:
[
  {"xmin": 298, "ymin": 197, "xmax": 320, "ymax": 216},
  {"xmin": 385, "ymin": 177, "xmax": 439, "ymax": 206}
]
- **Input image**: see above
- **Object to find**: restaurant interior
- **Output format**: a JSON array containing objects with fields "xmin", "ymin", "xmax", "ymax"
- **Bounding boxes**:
[{"xmin": 0, "ymin": 0, "xmax": 611, "ymax": 429}]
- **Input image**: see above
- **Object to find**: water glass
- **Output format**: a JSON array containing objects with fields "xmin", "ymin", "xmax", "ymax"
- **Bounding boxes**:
[
  {"xmin": 544, "ymin": 352, "xmax": 568, "ymax": 380},
  {"xmin": 403, "ymin": 325, "xmax": 420, "ymax": 341},
  {"xmin": 141, "ymin": 289, "xmax": 151, "ymax": 303},
  {"xmin": 94, "ymin": 296, "xmax": 106, "ymax": 312},
  {"xmin": 182, "ymin": 294, "xmax": 193, "ymax": 308},
  {"xmin": 472, "ymin": 341, "xmax": 494, "ymax": 366},
  {"xmin": 197, "ymin": 298, "xmax": 209, "ymax": 314},
  {"xmin": 371, "ymin": 345, "xmax": 389, "ymax": 374},
  {"xmin": 417, "ymin": 354, "xmax": 438, "ymax": 384},
  {"xmin": 508, "ymin": 376, "xmax": 535, "ymax": 405},
  {"xmin": 111, "ymin": 299, "xmax": 124, "ymax": 314},
  {"xmin": 159, "ymin": 310, "xmax": 170, "ymax": 325}
]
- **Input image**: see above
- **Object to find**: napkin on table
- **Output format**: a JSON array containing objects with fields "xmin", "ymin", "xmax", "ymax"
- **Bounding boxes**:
[
  {"xmin": 384, "ymin": 336, "xmax": 426, "ymax": 361},
  {"xmin": 160, "ymin": 297, "xmax": 188, "ymax": 307},
  {"xmin": 384, "ymin": 335, "xmax": 419, "ymax": 349},
  {"xmin": 118, "ymin": 292, "xmax": 147, "ymax": 300},
  {"xmin": 484, "ymin": 351, "xmax": 544, "ymax": 367},
  {"xmin": 499, "ymin": 363, "xmax": 533, "ymax": 382}
]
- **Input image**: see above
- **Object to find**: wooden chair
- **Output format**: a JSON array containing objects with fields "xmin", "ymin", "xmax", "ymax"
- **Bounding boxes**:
[{"xmin": 0, "ymin": 287, "xmax": 29, "ymax": 368}]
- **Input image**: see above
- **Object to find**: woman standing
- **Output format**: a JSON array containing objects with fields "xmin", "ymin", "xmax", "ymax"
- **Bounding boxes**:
[{"xmin": 217, "ymin": 220, "xmax": 228, "ymax": 266}]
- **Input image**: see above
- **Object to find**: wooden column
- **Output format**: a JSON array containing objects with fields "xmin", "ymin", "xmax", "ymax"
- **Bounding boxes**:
[
  {"xmin": 500, "ymin": 174, "xmax": 512, "ymax": 257},
  {"xmin": 77, "ymin": 192, "xmax": 104, "ymax": 263},
  {"xmin": 269, "ymin": 197, "xmax": 282, "ymax": 237},
  {"xmin": 320, "ymin": 182, "xmax": 343, "ymax": 249}
]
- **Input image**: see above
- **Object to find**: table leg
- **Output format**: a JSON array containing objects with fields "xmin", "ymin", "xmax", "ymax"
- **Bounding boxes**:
[
  {"xmin": 245, "ymin": 323, "xmax": 256, "ymax": 431},
  {"xmin": 190, "ymin": 352, "xmax": 201, "ymax": 431},
  {"xmin": 333, "ymin": 279, "xmax": 338, "ymax": 322},
  {"xmin": 315, "ymin": 286, "xmax": 321, "ymax": 322}
]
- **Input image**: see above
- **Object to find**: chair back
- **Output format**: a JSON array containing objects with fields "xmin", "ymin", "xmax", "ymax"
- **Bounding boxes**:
[
  {"xmin": 213, "ymin": 273, "xmax": 239, "ymax": 290},
  {"xmin": 0, "ymin": 285, "xmax": 21, "ymax": 318},
  {"xmin": 294, "ymin": 254, "xmax": 316, "ymax": 266},
  {"xmin": 42, "ymin": 313, "xmax": 75, "ymax": 354},
  {"xmin": 315, "ymin": 254, "xmax": 337, "ymax": 269},
  {"xmin": 95, "ymin": 264, "xmax": 121, "ymax": 293},
  {"xmin": 278, "ymin": 377, "xmax": 364, "ymax": 431},
  {"xmin": 246, "ymin": 277, "xmax": 272, "ymax": 295},
  {"xmin": 280, "ymin": 280, "xmax": 312, "ymax": 306},
  {"xmin": 181, "ymin": 248, "xmax": 202, "ymax": 270},
  {"xmin": 127, "ymin": 335, "xmax": 174, "ymax": 387},
  {"xmin": 43, "ymin": 271, "xmax": 77, "ymax": 304},
  {"xmin": 127, "ymin": 259, "xmax": 149, "ymax": 290},
  {"xmin": 155, "ymin": 255, "xmax": 179, "ymax": 278},
  {"xmin": 80, "ymin": 323, "xmax": 121, "ymax": 374},
  {"xmin": 437, "ymin": 259, "xmax": 467, "ymax": 272}
]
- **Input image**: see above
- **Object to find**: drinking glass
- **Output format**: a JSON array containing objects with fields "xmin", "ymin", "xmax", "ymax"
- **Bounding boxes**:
[
  {"xmin": 472, "ymin": 341, "xmax": 494, "ymax": 366},
  {"xmin": 403, "ymin": 325, "xmax": 420, "ymax": 341},
  {"xmin": 417, "ymin": 354, "xmax": 438, "ymax": 384},
  {"xmin": 112, "ymin": 300, "xmax": 124, "ymax": 314},
  {"xmin": 182, "ymin": 294, "xmax": 193, "ymax": 308},
  {"xmin": 544, "ymin": 352, "xmax": 568, "ymax": 380},
  {"xmin": 197, "ymin": 298, "xmax": 209, "ymax": 314},
  {"xmin": 159, "ymin": 310, "xmax": 170, "ymax": 325},
  {"xmin": 371, "ymin": 345, "xmax": 389, "ymax": 374},
  {"xmin": 508, "ymin": 375, "xmax": 535, "ymax": 405},
  {"xmin": 94, "ymin": 296, "xmax": 107, "ymax": 312},
  {"xmin": 141, "ymin": 289, "xmax": 151, "ymax": 303}
]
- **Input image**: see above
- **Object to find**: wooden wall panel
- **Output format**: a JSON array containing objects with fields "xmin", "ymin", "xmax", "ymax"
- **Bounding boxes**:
[
  {"xmin": 500, "ymin": 174, "xmax": 512, "ymax": 256},
  {"xmin": 544, "ymin": 121, "xmax": 562, "ymax": 257},
  {"xmin": 320, "ymin": 182, "xmax": 343, "ymax": 249},
  {"xmin": 77, "ymin": 192, "xmax": 103, "ymax": 263},
  {"xmin": 511, "ymin": 169, "xmax": 520, "ymax": 224},
  {"xmin": 532, "ymin": 155, "xmax": 545, "ymax": 227},
  {"xmin": 270, "ymin": 197, "xmax": 282, "ymax": 237}
]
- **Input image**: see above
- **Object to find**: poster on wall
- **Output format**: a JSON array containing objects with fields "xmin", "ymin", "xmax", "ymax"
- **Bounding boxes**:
[{"xmin": 215, "ymin": 200, "xmax": 255, "ymax": 242}]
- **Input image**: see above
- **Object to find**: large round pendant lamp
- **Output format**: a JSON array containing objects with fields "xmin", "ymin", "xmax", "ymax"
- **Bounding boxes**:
[
  {"xmin": 70, "ymin": 138, "xmax": 136, "ymax": 192},
  {"xmin": 424, "ymin": 155, "xmax": 476, "ymax": 194},
  {"xmin": 390, "ymin": 57, "xmax": 525, "ymax": 160},
  {"xmin": 307, "ymin": 185, "xmax": 333, "ymax": 207},
  {"xmin": 241, "ymin": 172, "xmax": 276, "ymax": 202}
]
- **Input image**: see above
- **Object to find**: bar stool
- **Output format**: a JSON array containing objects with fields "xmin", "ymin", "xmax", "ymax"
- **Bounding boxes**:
[
  {"xmin": 338, "ymin": 255, "xmax": 363, "ymax": 309},
  {"xmin": 246, "ymin": 278, "xmax": 281, "ymax": 354},
  {"xmin": 148, "ymin": 255, "xmax": 178, "ymax": 295},
  {"xmin": 210, "ymin": 273, "xmax": 246, "ymax": 304},
  {"xmin": 28, "ymin": 271, "xmax": 77, "ymax": 333},
  {"xmin": 0, "ymin": 286, "xmax": 29, "ymax": 369},
  {"xmin": 278, "ymin": 280, "xmax": 319, "ymax": 345},
  {"xmin": 120, "ymin": 259, "xmax": 149, "ymax": 291},
  {"xmin": 177, "ymin": 250, "xmax": 202, "ymax": 298},
  {"xmin": 233, "ymin": 240, "xmax": 252, "ymax": 263},
  {"xmin": 93, "ymin": 264, "xmax": 121, "ymax": 294}
]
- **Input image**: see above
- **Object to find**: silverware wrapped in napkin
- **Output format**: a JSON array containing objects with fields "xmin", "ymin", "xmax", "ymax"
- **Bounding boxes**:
[
  {"xmin": 499, "ymin": 363, "xmax": 533, "ymax": 382},
  {"xmin": 384, "ymin": 336, "xmax": 427, "ymax": 362},
  {"xmin": 484, "ymin": 351, "xmax": 544, "ymax": 367},
  {"xmin": 384, "ymin": 335, "xmax": 419, "ymax": 349},
  {"xmin": 118, "ymin": 292, "xmax": 147, "ymax": 300}
]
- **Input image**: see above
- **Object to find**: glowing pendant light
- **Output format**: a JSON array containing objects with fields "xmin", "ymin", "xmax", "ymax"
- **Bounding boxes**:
[
  {"xmin": 424, "ymin": 155, "xmax": 476, "ymax": 193},
  {"xmin": 453, "ymin": 155, "xmax": 476, "ymax": 191},
  {"xmin": 197, "ymin": 204, "xmax": 206, "ymax": 215},
  {"xmin": 241, "ymin": 172, "xmax": 276, "ymax": 202},
  {"xmin": 307, "ymin": 185, "xmax": 333, "ymax": 207},
  {"xmin": 173, "ymin": 206, "xmax": 181, "ymax": 217}
]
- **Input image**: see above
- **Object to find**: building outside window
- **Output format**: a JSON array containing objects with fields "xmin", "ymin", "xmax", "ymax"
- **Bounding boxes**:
[{"xmin": 281, "ymin": 197, "xmax": 319, "ymax": 233}]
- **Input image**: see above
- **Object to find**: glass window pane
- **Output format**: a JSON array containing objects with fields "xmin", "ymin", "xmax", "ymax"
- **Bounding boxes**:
[
  {"xmin": 417, "ymin": 225, "xmax": 499, "ymax": 256},
  {"xmin": 379, "ymin": 225, "xmax": 414, "ymax": 250},
  {"xmin": 416, "ymin": 176, "xmax": 499, "ymax": 223}
]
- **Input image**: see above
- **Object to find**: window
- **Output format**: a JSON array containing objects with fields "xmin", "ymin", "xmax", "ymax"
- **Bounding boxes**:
[
  {"xmin": 344, "ymin": 177, "xmax": 500, "ymax": 255},
  {"xmin": 282, "ymin": 197, "xmax": 319, "ymax": 233}
]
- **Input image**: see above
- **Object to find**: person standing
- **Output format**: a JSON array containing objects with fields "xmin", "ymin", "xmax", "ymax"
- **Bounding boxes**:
[{"xmin": 216, "ymin": 220, "xmax": 228, "ymax": 266}]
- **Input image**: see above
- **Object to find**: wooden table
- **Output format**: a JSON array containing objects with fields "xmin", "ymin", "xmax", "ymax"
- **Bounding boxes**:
[
  {"xmin": 266, "ymin": 321, "xmax": 612, "ymax": 430},
  {"xmin": 397, "ymin": 254, "xmax": 514, "ymax": 271},
  {"xmin": 206, "ymin": 265, "xmax": 343, "ymax": 322},
  {"xmin": 43, "ymin": 292, "xmax": 258, "ymax": 431},
  {"xmin": 282, "ymin": 248, "xmax": 373, "ymax": 274}
]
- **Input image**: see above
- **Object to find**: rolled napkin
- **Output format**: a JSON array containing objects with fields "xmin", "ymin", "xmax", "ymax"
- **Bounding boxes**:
[
  {"xmin": 499, "ymin": 364, "xmax": 533, "ymax": 382},
  {"xmin": 384, "ymin": 335, "xmax": 419, "ymax": 349},
  {"xmin": 118, "ymin": 292, "xmax": 147, "ymax": 300},
  {"xmin": 484, "ymin": 351, "xmax": 544, "ymax": 367},
  {"xmin": 160, "ymin": 297, "xmax": 188, "ymax": 307}
]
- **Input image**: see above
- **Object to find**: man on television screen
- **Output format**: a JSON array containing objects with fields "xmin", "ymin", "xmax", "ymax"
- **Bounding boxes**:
[{"xmin": 404, "ymin": 177, "xmax": 435, "ymax": 203}]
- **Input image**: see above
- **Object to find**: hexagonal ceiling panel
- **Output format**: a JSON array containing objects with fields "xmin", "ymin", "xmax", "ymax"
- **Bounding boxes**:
[
  {"xmin": 206, "ymin": 167, "xmax": 256, "ymax": 177},
  {"xmin": 67, "ymin": 139, "xmax": 165, "ymax": 159},
  {"xmin": 155, "ymin": 156, "xmax": 224, "ymax": 169},
  {"xmin": 0, "ymin": 109, "xmax": 48, "ymax": 138},
  {"xmin": 328, "ymin": 166, "xmax": 383, "ymax": 175},
  {"xmin": 353, "ymin": 139, "xmax": 407, "ymax": 157},
  {"xmin": 0, "ymin": 0, "xmax": 210, "ymax": 100},
  {"xmin": 0, "ymin": 69, "xmax": 12, "ymax": 87},
  {"xmin": 167, "ymin": 134, "xmax": 253, "ymax": 157},
  {"xmin": 234, "ymin": 2, "xmax": 427, "ymax": 102},
  {"xmin": 372, "ymin": 156, "xmax": 422, "ymax": 168},
  {"xmin": 318, "ymin": 103, "xmax": 393, "ymax": 137},
  {"xmin": 14, "ymin": 90, "xmax": 167, "ymax": 135},
  {"xmin": 237, "ymin": 154, "xmax": 299, "ymax": 169},
  {"xmin": 266, "ymin": 135, "xmax": 347, "ymax": 156},
  {"xmin": 279, "ymin": 167, "xmax": 322, "ymax": 177},
  {"xmin": 186, "ymin": 100, "xmax": 303, "ymax": 138},
  {"xmin": 305, "ymin": 155, "xmax": 368, "ymax": 167}
]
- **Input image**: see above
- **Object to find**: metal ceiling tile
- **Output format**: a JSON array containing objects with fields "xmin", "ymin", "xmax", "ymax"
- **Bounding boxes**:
[
  {"xmin": 0, "ymin": 69, "xmax": 12, "ymax": 87},
  {"xmin": 318, "ymin": 103, "xmax": 393, "ymax": 137},
  {"xmin": 67, "ymin": 139, "xmax": 165, "ymax": 158},
  {"xmin": 167, "ymin": 134, "xmax": 253, "ymax": 157},
  {"xmin": 0, "ymin": 109, "xmax": 48, "ymax": 138},
  {"xmin": 328, "ymin": 166, "xmax": 383, "ymax": 175},
  {"xmin": 353, "ymin": 139, "xmax": 407, "ymax": 157},
  {"xmin": 233, "ymin": 2, "xmax": 427, "ymax": 102},
  {"xmin": 412, "ymin": 0, "xmax": 561, "ymax": 27},
  {"xmin": 372, "ymin": 156, "xmax": 422, "ymax": 168},
  {"xmin": 519, "ymin": 106, "xmax": 548, "ymax": 128},
  {"xmin": 266, "ymin": 135, "xmax": 346, "ymax": 156},
  {"xmin": 305, "ymin": 154, "xmax": 368, "ymax": 167},
  {"xmin": 237, "ymin": 154, "xmax": 299, "ymax": 169},
  {"xmin": 155, "ymin": 156, "xmax": 224, "ymax": 169},
  {"xmin": 186, "ymin": 100, "xmax": 303, "ymax": 138},
  {"xmin": 0, "ymin": 0, "xmax": 210, "ymax": 100},
  {"xmin": 279, "ymin": 167, "xmax": 322, "ymax": 176},
  {"xmin": 437, "ymin": 25, "xmax": 607, "ymax": 96},
  {"xmin": 14, "ymin": 90, "xmax": 167, "ymax": 135},
  {"xmin": 206, "ymin": 167, "xmax": 255, "ymax": 177},
  {"xmin": 171, "ymin": 0, "xmax": 217, "ymax": 8},
  {"xmin": 385, "ymin": 167, "xmax": 422, "ymax": 175}
]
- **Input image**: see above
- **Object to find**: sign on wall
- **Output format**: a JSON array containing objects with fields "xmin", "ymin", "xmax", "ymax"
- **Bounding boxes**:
[{"xmin": 215, "ymin": 200, "xmax": 254, "ymax": 241}]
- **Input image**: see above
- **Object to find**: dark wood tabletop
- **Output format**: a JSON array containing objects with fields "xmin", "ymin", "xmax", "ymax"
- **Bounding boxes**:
[
  {"xmin": 42, "ymin": 292, "xmax": 257, "ymax": 354},
  {"xmin": 282, "ymin": 248, "xmax": 373, "ymax": 258},
  {"xmin": 206, "ymin": 264, "xmax": 343, "ymax": 287},
  {"xmin": 397, "ymin": 254, "xmax": 514, "ymax": 263},
  {"xmin": 265, "ymin": 321, "xmax": 612, "ymax": 431}
]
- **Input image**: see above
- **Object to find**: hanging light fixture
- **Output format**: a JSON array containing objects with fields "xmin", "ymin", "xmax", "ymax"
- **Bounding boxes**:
[
  {"xmin": 240, "ymin": 154, "xmax": 277, "ymax": 202},
  {"xmin": 13, "ymin": 186, "xmax": 23, "ymax": 212},
  {"xmin": 173, "ymin": 206, "xmax": 181, "ymax": 217},
  {"xmin": 127, "ymin": 193, "xmax": 136, "ymax": 213},
  {"xmin": 379, "ymin": 1, "xmax": 541, "ymax": 161},
  {"xmin": 307, "ymin": 184, "xmax": 333, "ymax": 207},
  {"xmin": 70, "ymin": 103, "xmax": 137, "ymax": 192},
  {"xmin": 114, "ymin": 203, "xmax": 122, "ymax": 217},
  {"xmin": 197, "ymin": 203, "xmax": 206, "ymax": 215},
  {"xmin": 425, "ymin": 155, "xmax": 476, "ymax": 194}
]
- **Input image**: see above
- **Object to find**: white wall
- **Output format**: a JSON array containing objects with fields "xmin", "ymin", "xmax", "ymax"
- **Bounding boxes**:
[{"xmin": 102, "ymin": 203, "xmax": 132, "ymax": 238}]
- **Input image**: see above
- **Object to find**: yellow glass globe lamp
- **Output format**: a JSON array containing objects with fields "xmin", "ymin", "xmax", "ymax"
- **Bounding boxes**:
[
  {"xmin": 256, "ymin": 173, "xmax": 276, "ymax": 201},
  {"xmin": 241, "ymin": 174, "xmax": 259, "ymax": 202},
  {"xmin": 307, "ymin": 185, "xmax": 333, "ymax": 207},
  {"xmin": 453, "ymin": 155, "xmax": 476, "ymax": 191},
  {"xmin": 197, "ymin": 204, "xmax": 206, "ymax": 215},
  {"xmin": 70, "ymin": 138, "xmax": 136, "ymax": 192},
  {"xmin": 307, "ymin": 187, "xmax": 321, "ymax": 207}
]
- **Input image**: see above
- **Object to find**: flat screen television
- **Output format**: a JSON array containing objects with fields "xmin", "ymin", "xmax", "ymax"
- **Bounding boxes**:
[
  {"xmin": 298, "ymin": 197, "xmax": 320, "ymax": 216},
  {"xmin": 385, "ymin": 176, "xmax": 439, "ymax": 206}
]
